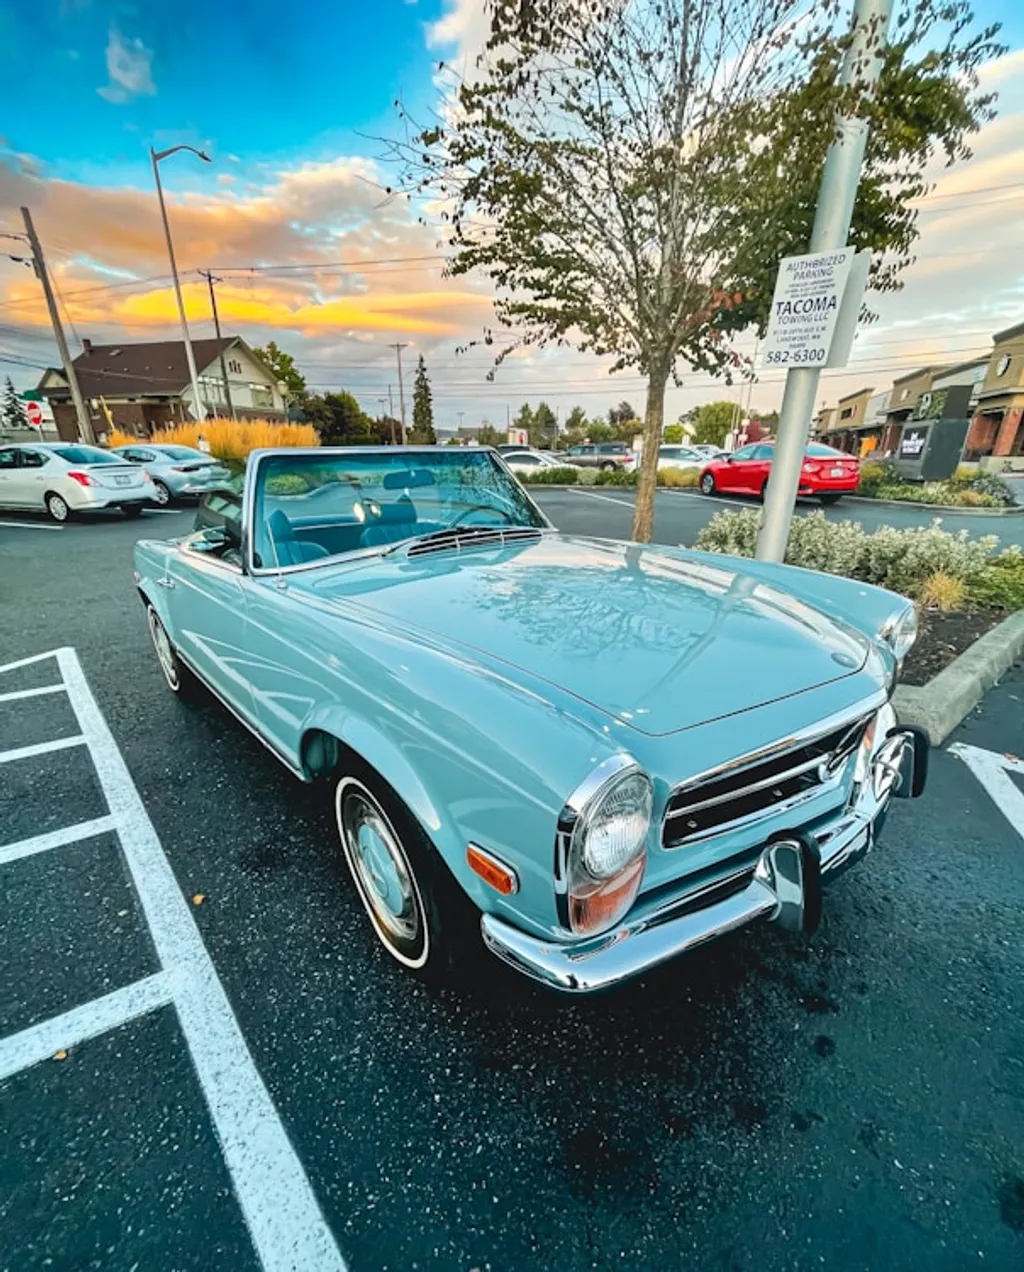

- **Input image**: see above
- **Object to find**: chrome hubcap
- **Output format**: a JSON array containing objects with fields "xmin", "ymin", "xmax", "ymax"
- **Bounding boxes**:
[
  {"xmin": 49, "ymin": 495, "xmax": 68, "ymax": 521},
  {"xmin": 148, "ymin": 609, "xmax": 179, "ymax": 689},
  {"xmin": 340, "ymin": 787, "xmax": 421, "ymax": 948},
  {"xmin": 154, "ymin": 482, "xmax": 170, "ymax": 505}
]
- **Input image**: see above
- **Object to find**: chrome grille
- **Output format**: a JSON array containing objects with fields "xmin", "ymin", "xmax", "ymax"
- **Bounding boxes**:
[
  {"xmin": 406, "ymin": 526, "xmax": 542, "ymax": 559},
  {"xmin": 662, "ymin": 713, "xmax": 871, "ymax": 849}
]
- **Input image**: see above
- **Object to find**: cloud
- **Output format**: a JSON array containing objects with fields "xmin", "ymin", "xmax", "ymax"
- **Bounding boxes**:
[{"xmin": 97, "ymin": 29, "xmax": 156, "ymax": 104}]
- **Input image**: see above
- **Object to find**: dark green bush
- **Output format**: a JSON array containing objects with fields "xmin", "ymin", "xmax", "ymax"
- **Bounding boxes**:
[
  {"xmin": 518, "ymin": 466, "xmax": 578, "ymax": 484},
  {"xmin": 594, "ymin": 469, "xmax": 638, "ymax": 486}
]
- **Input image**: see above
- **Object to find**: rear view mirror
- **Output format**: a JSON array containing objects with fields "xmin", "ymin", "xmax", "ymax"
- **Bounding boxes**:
[{"xmin": 382, "ymin": 468, "xmax": 437, "ymax": 490}]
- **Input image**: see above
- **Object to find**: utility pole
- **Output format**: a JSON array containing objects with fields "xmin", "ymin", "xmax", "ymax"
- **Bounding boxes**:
[
  {"xmin": 386, "ymin": 385, "xmax": 397, "ymax": 444},
  {"xmin": 389, "ymin": 343, "xmax": 408, "ymax": 444},
  {"xmin": 755, "ymin": 0, "xmax": 891, "ymax": 562},
  {"xmin": 20, "ymin": 207, "xmax": 94, "ymax": 444},
  {"xmin": 151, "ymin": 145, "xmax": 210, "ymax": 422},
  {"xmin": 199, "ymin": 270, "xmax": 235, "ymax": 420}
]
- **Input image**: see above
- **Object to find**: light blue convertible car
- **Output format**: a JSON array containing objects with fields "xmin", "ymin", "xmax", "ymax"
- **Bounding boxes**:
[{"xmin": 134, "ymin": 447, "xmax": 927, "ymax": 992}]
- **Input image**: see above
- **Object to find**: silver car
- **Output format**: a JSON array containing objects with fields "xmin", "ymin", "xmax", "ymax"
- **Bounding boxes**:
[
  {"xmin": 112, "ymin": 443, "xmax": 231, "ymax": 506},
  {"xmin": 0, "ymin": 442, "xmax": 153, "ymax": 522}
]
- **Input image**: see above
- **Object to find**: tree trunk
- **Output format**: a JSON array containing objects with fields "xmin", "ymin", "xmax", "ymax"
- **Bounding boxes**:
[{"xmin": 631, "ymin": 366, "xmax": 668, "ymax": 543}]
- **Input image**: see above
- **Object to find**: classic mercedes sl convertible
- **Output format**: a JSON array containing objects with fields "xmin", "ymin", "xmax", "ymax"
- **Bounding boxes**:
[{"xmin": 134, "ymin": 446, "xmax": 926, "ymax": 992}]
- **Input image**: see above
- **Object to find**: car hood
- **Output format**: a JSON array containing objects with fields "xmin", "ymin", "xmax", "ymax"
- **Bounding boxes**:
[{"xmin": 297, "ymin": 533, "xmax": 870, "ymax": 736}]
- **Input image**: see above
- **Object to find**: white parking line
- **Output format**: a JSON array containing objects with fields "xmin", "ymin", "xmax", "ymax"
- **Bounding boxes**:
[
  {"xmin": 0, "ymin": 647, "xmax": 346, "ymax": 1272},
  {"xmin": 949, "ymin": 743, "xmax": 1024, "ymax": 843},
  {"xmin": 0, "ymin": 734, "xmax": 86, "ymax": 765},
  {"xmin": 0, "ymin": 684, "xmax": 67, "ymax": 704},
  {"xmin": 0, "ymin": 973, "xmax": 173, "ymax": 1083},
  {"xmin": 0, "ymin": 520, "xmax": 63, "ymax": 531},
  {"xmin": 0, "ymin": 815, "xmax": 118, "ymax": 867},
  {"xmin": 557, "ymin": 488, "xmax": 638, "ymax": 508}
]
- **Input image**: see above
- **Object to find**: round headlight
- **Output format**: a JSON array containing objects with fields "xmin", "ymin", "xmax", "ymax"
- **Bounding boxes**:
[
  {"xmin": 578, "ymin": 770, "xmax": 653, "ymax": 879},
  {"xmin": 881, "ymin": 604, "xmax": 918, "ymax": 662},
  {"xmin": 561, "ymin": 764, "xmax": 653, "ymax": 937}
]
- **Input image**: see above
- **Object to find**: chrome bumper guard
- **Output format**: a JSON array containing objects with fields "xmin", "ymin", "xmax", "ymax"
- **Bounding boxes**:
[{"xmin": 481, "ymin": 727, "xmax": 926, "ymax": 994}]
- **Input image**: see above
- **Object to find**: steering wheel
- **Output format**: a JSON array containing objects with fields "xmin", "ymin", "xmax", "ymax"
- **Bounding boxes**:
[{"xmin": 450, "ymin": 504, "xmax": 517, "ymax": 527}]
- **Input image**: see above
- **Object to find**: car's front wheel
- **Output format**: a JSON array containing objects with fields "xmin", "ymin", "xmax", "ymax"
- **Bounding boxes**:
[
  {"xmin": 45, "ymin": 491, "xmax": 70, "ymax": 522},
  {"xmin": 699, "ymin": 472, "xmax": 716, "ymax": 495},
  {"xmin": 335, "ymin": 764, "xmax": 475, "ymax": 982},
  {"xmin": 599, "ymin": 461, "xmax": 616, "ymax": 472},
  {"xmin": 146, "ymin": 604, "xmax": 196, "ymax": 698}
]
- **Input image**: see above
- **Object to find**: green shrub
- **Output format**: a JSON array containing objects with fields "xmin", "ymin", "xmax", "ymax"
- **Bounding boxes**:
[
  {"xmin": 966, "ymin": 546, "xmax": 1024, "ymax": 611},
  {"xmin": 265, "ymin": 472, "xmax": 313, "ymax": 495},
  {"xmin": 955, "ymin": 471, "xmax": 1016, "ymax": 506},
  {"xmin": 857, "ymin": 460, "xmax": 899, "ymax": 496},
  {"xmin": 519, "ymin": 466, "xmax": 578, "ymax": 484},
  {"xmin": 696, "ymin": 508, "xmax": 1000, "ymax": 598},
  {"xmin": 594, "ymin": 469, "xmax": 639, "ymax": 486},
  {"xmin": 575, "ymin": 468, "xmax": 599, "ymax": 485},
  {"xmin": 658, "ymin": 466, "xmax": 699, "ymax": 487}
]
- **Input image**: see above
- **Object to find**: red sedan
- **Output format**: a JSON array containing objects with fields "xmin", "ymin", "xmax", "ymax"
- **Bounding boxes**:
[{"xmin": 698, "ymin": 442, "xmax": 860, "ymax": 506}]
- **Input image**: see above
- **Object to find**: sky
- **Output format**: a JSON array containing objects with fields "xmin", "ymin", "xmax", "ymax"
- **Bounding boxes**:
[{"xmin": 1, "ymin": 0, "xmax": 1023, "ymax": 430}]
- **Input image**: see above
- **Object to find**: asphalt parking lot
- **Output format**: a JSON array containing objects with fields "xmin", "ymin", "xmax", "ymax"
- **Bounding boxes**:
[{"xmin": 1, "ymin": 502, "xmax": 1022, "ymax": 1272}]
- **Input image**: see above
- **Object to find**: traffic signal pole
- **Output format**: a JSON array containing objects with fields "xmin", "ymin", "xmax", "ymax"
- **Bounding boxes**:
[{"xmin": 755, "ymin": 0, "xmax": 892, "ymax": 562}]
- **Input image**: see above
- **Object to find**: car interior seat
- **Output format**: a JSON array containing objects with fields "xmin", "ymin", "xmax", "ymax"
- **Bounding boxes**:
[
  {"xmin": 360, "ymin": 496, "xmax": 419, "ymax": 548},
  {"xmin": 265, "ymin": 508, "xmax": 331, "ymax": 566}
]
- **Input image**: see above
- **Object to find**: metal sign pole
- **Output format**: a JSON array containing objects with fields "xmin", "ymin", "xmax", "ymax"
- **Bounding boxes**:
[{"xmin": 755, "ymin": 0, "xmax": 892, "ymax": 562}]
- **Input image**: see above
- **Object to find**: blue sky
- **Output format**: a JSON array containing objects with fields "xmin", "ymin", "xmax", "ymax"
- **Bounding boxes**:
[
  {"xmin": 0, "ymin": 0, "xmax": 448, "ymax": 189},
  {"xmin": 1, "ymin": 0, "xmax": 1023, "ymax": 424}
]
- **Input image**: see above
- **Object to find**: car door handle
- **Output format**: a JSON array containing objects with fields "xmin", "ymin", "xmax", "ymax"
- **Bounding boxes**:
[{"xmin": 156, "ymin": 576, "xmax": 175, "ymax": 589}]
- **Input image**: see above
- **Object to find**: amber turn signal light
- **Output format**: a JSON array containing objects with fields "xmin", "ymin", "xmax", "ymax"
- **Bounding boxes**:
[{"xmin": 466, "ymin": 844, "xmax": 518, "ymax": 896}]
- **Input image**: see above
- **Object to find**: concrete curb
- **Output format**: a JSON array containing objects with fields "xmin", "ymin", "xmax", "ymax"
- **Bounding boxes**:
[
  {"xmin": 845, "ymin": 495, "xmax": 1024, "ymax": 516},
  {"xmin": 893, "ymin": 608, "xmax": 1024, "ymax": 746}
]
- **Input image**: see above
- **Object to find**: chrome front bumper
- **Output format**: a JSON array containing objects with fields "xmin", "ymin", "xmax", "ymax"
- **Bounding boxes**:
[{"xmin": 480, "ymin": 727, "xmax": 926, "ymax": 994}]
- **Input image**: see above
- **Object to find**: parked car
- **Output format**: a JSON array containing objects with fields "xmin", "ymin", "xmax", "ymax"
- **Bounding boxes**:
[
  {"xmin": 657, "ymin": 444, "xmax": 704, "ymax": 471},
  {"xmin": 136, "ymin": 446, "xmax": 925, "ymax": 992},
  {"xmin": 565, "ymin": 442, "xmax": 637, "ymax": 472},
  {"xmin": 691, "ymin": 444, "xmax": 730, "ymax": 461},
  {"xmin": 0, "ymin": 441, "xmax": 153, "ymax": 521},
  {"xmin": 111, "ymin": 443, "xmax": 232, "ymax": 506},
  {"xmin": 699, "ymin": 442, "xmax": 860, "ymax": 505},
  {"xmin": 503, "ymin": 449, "xmax": 566, "ymax": 475}
]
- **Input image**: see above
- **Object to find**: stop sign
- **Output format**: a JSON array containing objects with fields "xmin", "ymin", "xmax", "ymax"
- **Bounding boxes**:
[{"xmin": 26, "ymin": 401, "xmax": 43, "ymax": 429}]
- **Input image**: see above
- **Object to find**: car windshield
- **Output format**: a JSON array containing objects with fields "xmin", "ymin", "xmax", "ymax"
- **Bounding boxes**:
[
  {"xmin": 50, "ymin": 445, "xmax": 122, "ymax": 465},
  {"xmin": 252, "ymin": 448, "xmax": 547, "ymax": 570},
  {"xmin": 156, "ymin": 446, "xmax": 209, "ymax": 461}
]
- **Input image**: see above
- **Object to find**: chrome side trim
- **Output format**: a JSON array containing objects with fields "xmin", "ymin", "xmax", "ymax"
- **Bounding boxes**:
[{"xmin": 175, "ymin": 648, "xmax": 306, "ymax": 781}]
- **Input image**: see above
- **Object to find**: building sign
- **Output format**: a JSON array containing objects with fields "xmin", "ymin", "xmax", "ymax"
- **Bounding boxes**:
[
  {"xmin": 761, "ymin": 249, "xmax": 855, "ymax": 369},
  {"xmin": 508, "ymin": 428, "xmax": 529, "ymax": 446},
  {"xmin": 912, "ymin": 389, "xmax": 949, "ymax": 421},
  {"xmin": 899, "ymin": 426, "xmax": 929, "ymax": 458}
]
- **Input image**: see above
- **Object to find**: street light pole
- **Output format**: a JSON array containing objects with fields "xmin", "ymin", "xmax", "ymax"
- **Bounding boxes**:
[
  {"xmin": 755, "ymin": 0, "xmax": 891, "ymax": 562},
  {"xmin": 389, "ymin": 343, "xmax": 408, "ymax": 444},
  {"xmin": 151, "ymin": 144, "xmax": 211, "ymax": 423}
]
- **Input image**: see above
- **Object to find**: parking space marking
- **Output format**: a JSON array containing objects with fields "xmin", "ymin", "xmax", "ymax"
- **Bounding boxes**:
[
  {"xmin": 0, "ymin": 683, "xmax": 67, "ymax": 704},
  {"xmin": 949, "ymin": 743, "xmax": 1024, "ymax": 843},
  {"xmin": 0, "ymin": 973, "xmax": 173, "ymax": 1083},
  {"xmin": 0, "ymin": 647, "xmax": 346, "ymax": 1271},
  {"xmin": 0, "ymin": 520, "xmax": 63, "ymax": 531},
  {"xmin": 0, "ymin": 733, "xmax": 86, "ymax": 765},
  {"xmin": 0, "ymin": 815, "xmax": 118, "ymax": 867},
  {"xmin": 54, "ymin": 647, "xmax": 346, "ymax": 1271},
  {"xmin": 558, "ymin": 488, "xmax": 638, "ymax": 508}
]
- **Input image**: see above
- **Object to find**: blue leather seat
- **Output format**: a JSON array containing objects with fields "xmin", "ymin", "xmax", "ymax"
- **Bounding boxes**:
[
  {"xmin": 265, "ymin": 508, "xmax": 330, "ymax": 566},
  {"xmin": 361, "ymin": 497, "xmax": 418, "ymax": 548}
]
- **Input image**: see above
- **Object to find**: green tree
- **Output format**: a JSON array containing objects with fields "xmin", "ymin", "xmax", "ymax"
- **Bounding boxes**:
[
  {"xmin": 411, "ymin": 354, "xmax": 436, "ymax": 443},
  {"xmin": 587, "ymin": 421, "xmax": 613, "ymax": 443},
  {"xmin": 253, "ymin": 341, "xmax": 306, "ymax": 397},
  {"xmin": 478, "ymin": 422, "xmax": 503, "ymax": 447},
  {"xmin": 608, "ymin": 401, "xmax": 637, "ymax": 428},
  {"xmin": 313, "ymin": 391, "xmax": 375, "ymax": 446},
  {"xmin": 534, "ymin": 401, "xmax": 558, "ymax": 446},
  {"xmin": 2, "ymin": 378, "xmax": 29, "ymax": 429},
  {"xmin": 511, "ymin": 403, "xmax": 535, "ymax": 443},
  {"xmin": 663, "ymin": 424, "xmax": 684, "ymax": 444},
  {"xmin": 397, "ymin": 0, "xmax": 1001, "ymax": 543},
  {"xmin": 691, "ymin": 402, "xmax": 739, "ymax": 448}
]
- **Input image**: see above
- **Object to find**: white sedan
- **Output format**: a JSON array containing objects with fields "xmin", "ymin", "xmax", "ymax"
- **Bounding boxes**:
[
  {"xmin": 502, "ymin": 449, "xmax": 566, "ymax": 474},
  {"xmin": 657, "ymin": 444, "xmax": 705, "ymax": 470},
  {"xmin": 0, "ymin": 442, "xmax": 154, "ymax": 522}
]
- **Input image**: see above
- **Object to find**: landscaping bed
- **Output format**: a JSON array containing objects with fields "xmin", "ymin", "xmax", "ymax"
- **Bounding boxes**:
[
  {"xmin": 856, "ymin": 461, "xmax": 1016, "ymax": 509},
  {"xmin": 901, "ymin": 607, "xmax": 1005, "ymax": 686}
]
